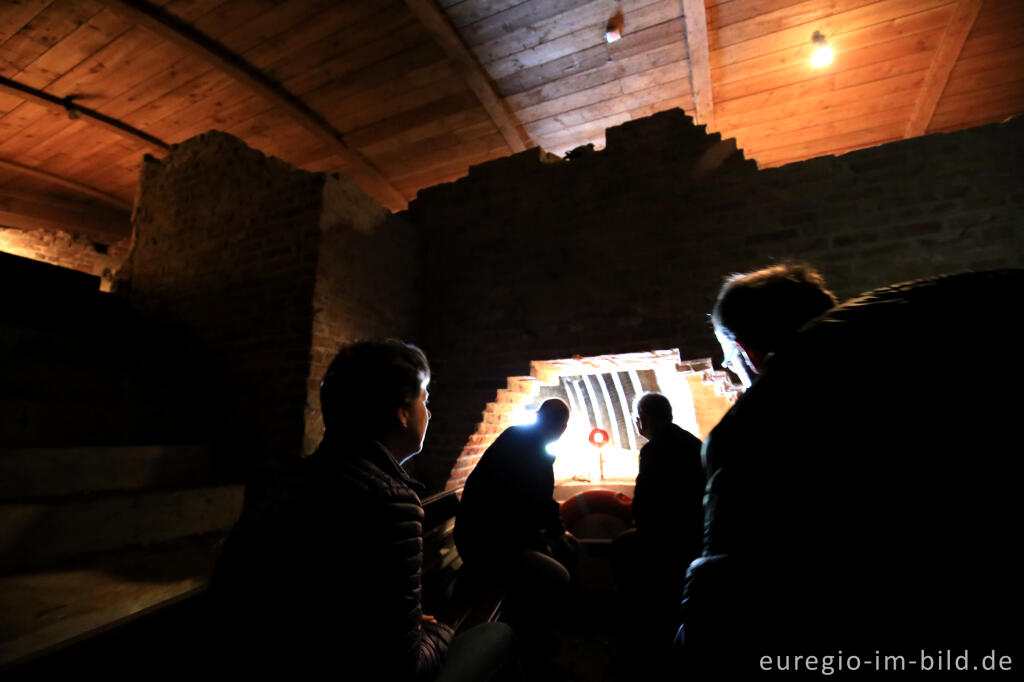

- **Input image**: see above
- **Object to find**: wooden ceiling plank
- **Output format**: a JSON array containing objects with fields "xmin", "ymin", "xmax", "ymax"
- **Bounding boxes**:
[
  {"xmin": 345, "ymin": 90, "xmax": 483, "ymax": 149},
  {"xmin": 714, "ymin": 0, "xmax": 878, "ymax": 51},
  {"xmin": 101, "ymin": 52, "xmax": 211, "ymax": 119},
  {"xmin": 260, "ymin": 3, "xmax": 417, "ymax": 89},
  {"xmin": 727, "ymin": 86, "xmax": 920, "ymax": 141},
  {"xmin": 716, "ymin": 64, "xmax": 924, "ymax": 121},
  {"xmin": 119, "ymin": 67, "xmax": 232, "ymax": 131},
  {"xmin": 495, "ymin": 17, "xmax": 683, "ymax": 97},
  {"xmin": 0, "ymin": 106, "xmax": 79, "ymax": 159},
  {"xmin": 712, "ymin": 0, "xmax": 951, "ymax": 70},
  {"xmin": 682, "ymin": 0, "xmax": 714, "ymax": 127},
  {"xmin": 749, "ymin": 120, "xmax": 907, "ymax": 166},
  {"xmin": 150, "ymin": 84, "xmax": 268, "ymax": 142},
  {"xmin": 928, "ymin": 78, "xmax": 1024, "ymax": 123},
  {"xmin": 712, "ymin": 5, "xmax": 954, "ymax": 88},
  {"xmin": 186, "ymin": 0, "xmax": 278, "ymax": 38},
  {"xmin": 97, "ymin": 0, "xmax": 406, "ymax": 209},
  {"xmin": 483, "ymin": 1, "xmax": 680, "ymax": 79},
  {"xmin": 41, "ymin": 26, "xmax": 154, "ymax": 100},
  {"xmin": 0, "ymin": 75, "xmax": 168, "ymax": 153},
  {"xmin": 716, "ymin": 26, "xmax": 944, "ymax": 104},
  {"xmin": 330, "ymin": 68, "xmax": 471, "ymax": 135},
  {"xmin": 941, "ymin": 46, "xmax": 1024, "ymax": 98},
  {"xmin": 741, "ymin": 103, "xmax": 915, "ymax": 155},
  {"xmin": 284, "ymin": 24, "xmax": 433, "ymax": 100},
  {"xmin": 243, "ymin": 1, "xmax": 406, "ymax": 77},
  {"xmin": 954, "ymin": 2, "xmax": 1024, "ymax": 60},
  {"xmin": 0, "ymin": 1, "xmax": 98, "ymax": 72},
  {"xmin": 404, "ymin": 0, "xmax": 527, "ymax": 153},
  {"xmin": 716, "ymin": 70, "xmax": 924, "ymax": 130},
  {"xmin": 508, "ymin": 40, "xmax": 687, "ymax": 111},
  {"xmin": 158, "ymin": 0, "xmax": 233, "ymax": 23},
  {"xmin": 528, "ymin": 75, "xmax": 691, "ymax": 133},
  {"xmin": 516, "ymin": 80, "xmax": 622, "ymax": 125},
  {"xmin": 905, "ymin": 0, "xmax": 982, "ymax": 138},
  {"xmin": 49, "ymin": 34, "xmax": 192, "ymax": 110},
  {"xmin": 471, "ymin": 0, "xmax": 616, "ymax": 65},
  {"xmin": 0, "ymin": 157, "xmax": 129, "ymax": 210},
  {"xmin": 302, "ymin": 41, "xmax": 449, "ymax": 110},
  {"xmin": 374, "ymin": 129, "xmax": 506, "ymax": 172},
  {"xmin": 0, "ymin": 187, "xmax": 130, "ymax": 242},
  {"xmin": 495, "ymin": 43, "xmax": 608, "ymax": 97},
  {"xmin": 628, "ymin": 95, "xmax": 694, "ymax": 121},
  {"xmin": 530, "ymin": 112, "xmax": 634, "ymax": 153},
  {"xmin": 201, "ymin": 0, "xmax": 328, "ymax": 57},
  {"xmin": 515, "ymin": 56, "xmax": 690, "ymax": 125},
  {"xmin": 15, "ymin": 8, "xmax": 132, "ymax": 91},
  {"xmin": 707, "ymin": 0, "xmax": 813, "ymax": 32},
  {"xmin": 446, "ymin": 0, "xmax": 533, "ymax": 29},
  {"xmin": 459, "ymin": 0, "xmax": 586, "ymax": 45},
  {"xmin": 0, "ymin": 0, "xmax": 55, "ymax": 44},
  {"xmin": 389, "ymin": 140, "xmax": 510, "ymax": 188},
  {"xmin": 0, "ymin": 99, "xmax": 55, "ymax": 146}
]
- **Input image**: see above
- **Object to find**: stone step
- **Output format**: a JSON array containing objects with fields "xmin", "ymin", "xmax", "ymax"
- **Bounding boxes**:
[
  {"xmin": 0, "ymin": 537, "xmax": 223, "ymax": 671},
  {"xmin": 0, "ymin": 485, "xmax": 244, "ymax": 574},
  {"xmin": 0, "ymin": 445, "xmax": 217, "ymax": 501}
]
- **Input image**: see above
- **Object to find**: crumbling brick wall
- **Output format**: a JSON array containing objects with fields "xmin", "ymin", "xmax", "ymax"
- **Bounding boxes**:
[{"xmin": 404, "ymin": 110, "xmax": 1024, "ymax": 493}]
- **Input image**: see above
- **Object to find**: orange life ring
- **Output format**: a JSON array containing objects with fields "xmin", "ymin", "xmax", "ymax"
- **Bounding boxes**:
[
  {"xmin": 560, "ymin": 489, "xmax": 634, "ymax": 539},
  {"xmin": 588, "ymin": 428, "xmax": 610, "ymax": 447}
]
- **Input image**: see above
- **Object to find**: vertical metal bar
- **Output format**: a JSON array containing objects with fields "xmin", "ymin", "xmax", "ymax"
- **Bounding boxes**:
[
  {"xmin": 597, "ymin": 373, "xmax": 622, "ymax": 449},
  {"xmin": 611, "ymin": 371, "xmax": 638, "ymax": 451}
]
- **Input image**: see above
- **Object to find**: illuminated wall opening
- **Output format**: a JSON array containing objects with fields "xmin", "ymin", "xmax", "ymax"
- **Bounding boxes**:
[{"xmin": 445, "ymin": 350, "xmax": 741, "ymax": 496}]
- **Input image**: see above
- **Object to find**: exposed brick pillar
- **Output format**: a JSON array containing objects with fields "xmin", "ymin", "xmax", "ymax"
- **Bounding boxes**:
[{"xmin": 127, "ymin": 131, "xmax": 418, "ymax": 478}]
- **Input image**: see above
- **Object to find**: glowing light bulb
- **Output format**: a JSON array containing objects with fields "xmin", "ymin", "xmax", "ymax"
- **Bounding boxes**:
[{"xmin": 811, "ymin": 31, "xmax": 833, "ymax": 68}]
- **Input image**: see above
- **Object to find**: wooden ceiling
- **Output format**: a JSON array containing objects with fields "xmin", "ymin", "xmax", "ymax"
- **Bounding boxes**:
[{"xmin": 1, "ymin": 0, "xmax": 1021, "ymax": 243}]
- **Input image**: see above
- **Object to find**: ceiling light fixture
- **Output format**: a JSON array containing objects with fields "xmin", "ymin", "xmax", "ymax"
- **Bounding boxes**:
[
  {"xmin": 605, "ymin": 9, "xmax": 623, "ymax": 43},
  {"xmin": 811, "ymin": 31, "xmax": 834, "ymax": 67}
]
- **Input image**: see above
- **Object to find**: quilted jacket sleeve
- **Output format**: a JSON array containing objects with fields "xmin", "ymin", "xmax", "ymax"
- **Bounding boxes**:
[{"xmin": 375, "ymin": 490, "xmax": 454, "ymax": 681}]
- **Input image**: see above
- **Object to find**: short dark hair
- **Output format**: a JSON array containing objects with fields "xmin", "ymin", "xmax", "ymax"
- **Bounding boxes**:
[
  {"xmin": 635, "ymin": 391, "xmax": 672, "ymax": 423},
  {"xmin": 712, "ymin": 263, "xmax": 838, "ymax": 352},
  {"xmin": 320, "ymin": 339, "xmax": 429, "ymax": 440}
]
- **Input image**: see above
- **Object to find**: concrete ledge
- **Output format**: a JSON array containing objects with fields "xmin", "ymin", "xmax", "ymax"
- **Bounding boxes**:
[
  {"xmin": 0, "ymin": 485, "xmax": 243, "ymax": 573},
  {"xmin": 0, "ymin": 539, "xmax": 221, "ymax": 669}
]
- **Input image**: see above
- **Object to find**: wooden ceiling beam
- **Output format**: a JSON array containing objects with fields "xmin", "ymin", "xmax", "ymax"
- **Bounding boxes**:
[
  {"xmin": 97, "ymin": 0, "xmax": 407, "ymax": 210},
  {"xmin": 0, "ymin": 158, "xmax": 131, "ymax": 210},
  {"xmin": 403, "ymin": 0, "xmax": 529, "ymax": 153},
  {"xmin": 0, "ymin": 189, "xmax": 131, "ymax": 243},
  {"xmin": 0, "ymin": 76, "xmax": 169, "ymax": 155},
  {"xmin": 682, "ymin": 0, "xmax": 715, "ymax": 129},
  {"xmin": 905, "ymin": 0, "xmax": 982, "ymax": 138}
]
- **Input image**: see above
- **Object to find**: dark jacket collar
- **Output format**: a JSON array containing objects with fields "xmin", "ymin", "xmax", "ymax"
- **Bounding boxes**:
[{"xmin": 317, "ymin": 434, "xmax": 425, "ymax": 494}]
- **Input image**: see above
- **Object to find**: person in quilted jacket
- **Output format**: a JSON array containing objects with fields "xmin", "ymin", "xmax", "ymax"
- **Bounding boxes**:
[
  {"xmin": 213, "ymin": 340, "xmax": 520, "ymax": 681},
  {"xmin": 680, "ymin": 267, "xmax": 1022, "ymax": 674}
]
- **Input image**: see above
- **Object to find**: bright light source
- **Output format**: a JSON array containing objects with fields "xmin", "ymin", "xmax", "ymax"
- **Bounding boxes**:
[
  {"xmin": 812, "ymin": 45, "xmax": 834, "ymax": 67},
  {"xmin": 512, "ymin": 409, "xmax": 537, "ymax": 426},
  {"xmin": 811, "ymin": 31, "xmax": 833, "ymax": 68}
]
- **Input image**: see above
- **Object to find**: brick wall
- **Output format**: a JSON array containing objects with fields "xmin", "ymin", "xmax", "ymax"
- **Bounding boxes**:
[
  {"xmin": 304, "ymin": 175, "xmax": 421, "ymax": 454},
  {"xmin": 127, "ymin": 131, "xmax": 421, "ymax": 489},
  {"xmin": 404, "ymin": 109, "xmax": 1024, "ymax": 493},
  {"xmin": 128, "ymin": 131, "xmax": 326, "ymax": 475},
  {"xmin": 0, "ymin": 225, "xmax": 129, "ymax": 287}
]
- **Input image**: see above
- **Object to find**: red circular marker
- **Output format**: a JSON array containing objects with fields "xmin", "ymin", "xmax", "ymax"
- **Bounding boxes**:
[{"xmin": 589, "ymin": 428, "xmax": 610, "ymax": 448}]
